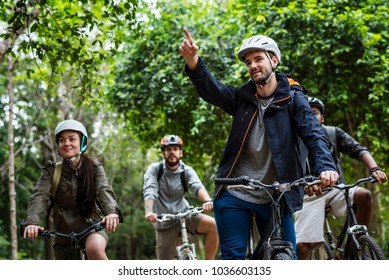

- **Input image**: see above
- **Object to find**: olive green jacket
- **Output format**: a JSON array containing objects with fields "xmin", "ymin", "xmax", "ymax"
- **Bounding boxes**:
[{"xmin": 25, "ymin": 158, "xmax": 120, "ymax": 234}]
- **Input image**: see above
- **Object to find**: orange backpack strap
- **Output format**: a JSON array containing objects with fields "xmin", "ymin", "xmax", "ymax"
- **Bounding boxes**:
[
  {"xmin": 287, "ymin": 74, "xmax": 309, "ymax": 94},
  {"xmin": 288, "ymin": 77, "xmax": 302, "ymax": 89}
]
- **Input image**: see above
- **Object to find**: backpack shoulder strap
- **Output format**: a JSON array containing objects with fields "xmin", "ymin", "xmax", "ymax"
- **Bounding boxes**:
[
  {"xmin": 180, "ymin": 169, "xmax": 188, "ymax": 193},
  {"xmin": 46, "ymin": 162, "xmax": 62, "ymax": 229},
  {"xmin": 288, "ymin": 88, "xmax": 296, "ymax": 116},
  {"xmin": 288, "ymin": 89, "xmax": 310, "ymax": 176},
  {"xmin": 51, "ymin": 162, "xmax": 62, "ymax": 198},
  {"xmin": 157, "ymin": 161, "xmax": 164, "ymax": 182}
]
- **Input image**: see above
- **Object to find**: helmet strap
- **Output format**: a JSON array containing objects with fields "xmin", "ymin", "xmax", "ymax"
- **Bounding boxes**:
[
  {"xmin": 257, "ymin": 71, "xmax": 274, "ymax": 88},
  {"xmin": 80, "ymin": 135, "xmax": 87, "ymax": 153},
  {"xmin": 64, "ymin": 152, "xmax": 82, "ymax": 163},
  {"xmin": 256, "ymin": 51, "xmax": 275, "ymax": 88}
]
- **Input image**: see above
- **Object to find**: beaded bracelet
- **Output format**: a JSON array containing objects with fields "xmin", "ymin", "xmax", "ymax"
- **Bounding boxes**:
[{"xmin": 370, "ymin": 167, "xmax": 382, "ymax": 174}]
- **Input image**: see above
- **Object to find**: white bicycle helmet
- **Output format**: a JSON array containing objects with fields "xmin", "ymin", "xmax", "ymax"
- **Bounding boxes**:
[
  {"xmin": 55, "ymin": 120, "xmax": 88, "ymax": 153},
  {"xmin": 237, "ymin": 35, "xmax": 281, "ymax": 63}
]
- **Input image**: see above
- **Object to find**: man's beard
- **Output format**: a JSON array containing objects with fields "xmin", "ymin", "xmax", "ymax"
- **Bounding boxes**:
[
  {"xmin": 250, "ymin": 66, "xmax": 273, "ymax": 85},
  {"xmin": 166, "ymin": 157, "xmax": 179, "ymax": 167}
]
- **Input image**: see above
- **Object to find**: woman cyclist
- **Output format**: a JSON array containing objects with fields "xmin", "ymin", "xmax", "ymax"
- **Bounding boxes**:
[{"xmin": 23, "ymin": 119, "xmax": 122, "ymax": 260}]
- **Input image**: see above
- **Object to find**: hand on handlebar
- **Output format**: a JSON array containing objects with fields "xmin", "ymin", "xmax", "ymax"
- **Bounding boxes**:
[
  {"xmin": 24, "ymin": 224, "xmax": 44, "ymax": 239},
  {"xmin": 319, "ymin": 170, "xmax": 339, "ymax": 187},
  {"xmin": 102, "ymin": 213, "xmax": 120, "ymax": 233},
  {"xmin": 145, "ymin": 213, "xmax": 158, "ymax": 224},
  {"xmin": 304, "ymin": 184, "xmax": 323, "ymax": 197},
  {"xmin": 202, "ymin": 200, "xmax": 213, "ymax": 212},
  {"xmin": 371, "ymin": 169, "xmax": 387, "ymax": 184}
]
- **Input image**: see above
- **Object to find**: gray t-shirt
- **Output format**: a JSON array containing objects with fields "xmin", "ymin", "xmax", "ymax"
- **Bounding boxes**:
[
  {"xmin": 143, "ymin": 160, "xmax": 206, "ymax": 229},
  {"xmin": 230, "ymin": 98, "xmax": 278, "ymax": 204}
]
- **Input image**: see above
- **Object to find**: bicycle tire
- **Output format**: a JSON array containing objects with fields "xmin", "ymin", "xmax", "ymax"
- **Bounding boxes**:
[
  {"xmin": 308, "ymin": 242, "xmax": 334, "ymax": 260},
  {"xmin": 351, "ymin": 235, "xmax": 385, "ymax": 260},
  {"xmin": 178, "ymin": 249, "xmax": 196, "ymax": 260},
  {"xmin": 273, "ymin": 252, "xmax": 292, "ymax": 260}
]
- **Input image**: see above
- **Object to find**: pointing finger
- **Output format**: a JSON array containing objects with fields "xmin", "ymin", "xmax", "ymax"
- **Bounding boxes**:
[{"xmin": 184, "ymin": 27, "xmax": 194, "ymax": 43}]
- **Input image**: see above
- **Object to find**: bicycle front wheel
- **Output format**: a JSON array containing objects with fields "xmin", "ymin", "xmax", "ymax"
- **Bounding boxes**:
[
  {"xmin": 350, "ymin": 235, "xmax": 385, "ymax": 260},
  {"xmin": 178, "ymin": 249, "xmax": 196, "ymax": 260}
]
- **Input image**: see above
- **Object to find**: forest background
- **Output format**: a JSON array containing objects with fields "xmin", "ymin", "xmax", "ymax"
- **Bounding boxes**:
[{"xmin": 0, "ymin": 0, "xmax": 388, "ymax": 260}]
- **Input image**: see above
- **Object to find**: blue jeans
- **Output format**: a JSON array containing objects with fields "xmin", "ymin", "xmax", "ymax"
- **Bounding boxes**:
[{"xmin": 213, "ymin": 189, "xmax": 296, "ymax": 260}]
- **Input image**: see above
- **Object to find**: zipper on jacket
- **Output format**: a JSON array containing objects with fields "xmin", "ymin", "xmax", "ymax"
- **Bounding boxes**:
[{"xmin": 241, "ymin": 111, "xmax": 249, "ymax": 122}]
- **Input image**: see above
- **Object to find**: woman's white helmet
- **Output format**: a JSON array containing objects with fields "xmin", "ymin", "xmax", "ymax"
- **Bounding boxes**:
[{"xmin": 237, "ymin": 35, "xmax": 281, "ymax": 63}]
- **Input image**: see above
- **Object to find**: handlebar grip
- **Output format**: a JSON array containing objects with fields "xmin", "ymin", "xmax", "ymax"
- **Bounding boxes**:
[
  {"xmin": 19, "ymin": 220, "xmax": 26, "ymax": 237},
  {"xmin": 215, "ymin": 176, "xmax": 249, "ymax": 185},
  {"xmin": 157, "ymin": 215, "xmax": 162, "ymax": 219}
]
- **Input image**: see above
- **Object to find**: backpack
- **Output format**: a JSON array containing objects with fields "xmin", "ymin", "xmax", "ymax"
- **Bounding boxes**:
[{"xmin": 157, "ymin": 161, "xmax": 188, "ymax": 193}]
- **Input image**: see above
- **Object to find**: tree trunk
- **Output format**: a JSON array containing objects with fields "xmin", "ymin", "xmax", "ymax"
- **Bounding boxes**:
[{"xmin": 7, "ymin": 54, "xmax": 18, "ymax": 260}]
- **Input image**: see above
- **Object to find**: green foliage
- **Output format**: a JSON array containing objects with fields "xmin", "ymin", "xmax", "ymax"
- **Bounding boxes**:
[
  {"xmin": 108, "ymin": 0, "xmax": 244, "ymax": 179},
  {"xmin": 1, "ymin": 0, "xmax": 388, "ymax": 259},
  {"xmin": 1, "ymin": 0, "xmax": 138, "ymax": 102}
]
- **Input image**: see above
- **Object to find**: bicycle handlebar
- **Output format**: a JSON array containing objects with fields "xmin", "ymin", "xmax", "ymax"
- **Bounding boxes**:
[
  {"xmin": 322, "ymin": 176, "xmax": 377, "ymax": 192},
  {"xmin": 157, "ymin": 206, "xmax": 204, "ymax": 222},
  {"xmin": 214, "ymin": 176, "xmax": 251, "ymax": 185},
  {"xmin": 215, "ymin": 175, "xmax": 322, "ymax": 193},
  {"xmin": 20, "ymin": 220, "xmax": 105, "ymax": 244}
]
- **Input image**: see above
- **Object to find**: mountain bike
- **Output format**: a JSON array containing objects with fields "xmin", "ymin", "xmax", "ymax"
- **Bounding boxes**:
[
  {"xmin": 157, "ymin": 206, "xmax": 203, "ymax": 260},
  {"xmin": 20, "ymin": 220, "xmax": 106, "ymax": 260},
  {"xmin": 215, "ymin": 175, "xmax": 321, "ymax": 260},
  {"xmin": 316, "ymin": 176, "xmax": 385, "ymax": 260}
]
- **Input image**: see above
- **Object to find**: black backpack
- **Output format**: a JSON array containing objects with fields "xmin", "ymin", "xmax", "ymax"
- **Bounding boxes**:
[{"xmin": 157, "ymin": 162, "xmax": 188, "ymax": 193}]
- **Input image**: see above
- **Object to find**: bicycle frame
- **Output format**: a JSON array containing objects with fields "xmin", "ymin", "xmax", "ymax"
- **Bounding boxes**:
[
  {"xmin": 328, "ymin": 187, "xmax": 369, "ymax": 259},
  {"xmin": 322, "ymin": 177, "xmax": 385, "ymax": 260},
  {"xmin": 216, "ymin": 176, "xmax": 321, "ymax": 260},
  {"xmin": 176, "ymin": 214, "xmax": 196, "ymax": 259}
]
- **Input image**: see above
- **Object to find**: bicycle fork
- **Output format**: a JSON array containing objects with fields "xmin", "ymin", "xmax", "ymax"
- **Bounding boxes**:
[{"xmin": 176, "ymin": 217, "xmax": 196, "ymax": 258}]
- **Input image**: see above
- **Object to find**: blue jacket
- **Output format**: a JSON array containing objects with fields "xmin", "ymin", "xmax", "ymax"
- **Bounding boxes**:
[{"xmin": 185, "ymin": 58, "xmax": 337, "ymax": 211}]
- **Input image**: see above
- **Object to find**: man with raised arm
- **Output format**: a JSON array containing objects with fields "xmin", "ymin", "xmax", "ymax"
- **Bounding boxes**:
[{"xmin": 179, "ymin": 28, "xmax": 339, "ymax": 259}]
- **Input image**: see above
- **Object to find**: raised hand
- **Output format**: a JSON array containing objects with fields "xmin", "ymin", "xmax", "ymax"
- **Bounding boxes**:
[{"xmin": 178, "ymin": 28, "xmax": 199, "ymax": 70}]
